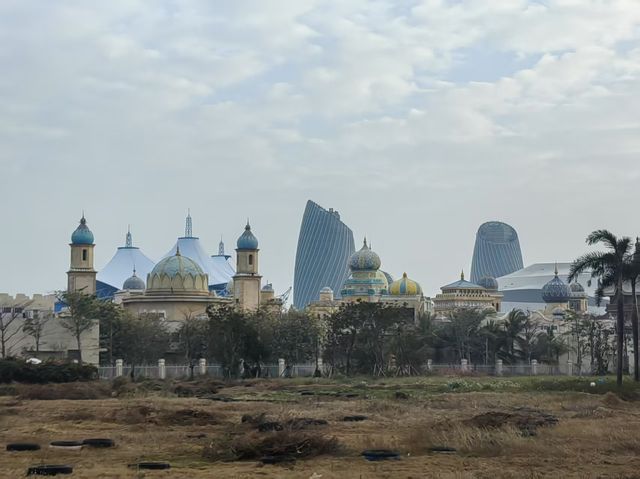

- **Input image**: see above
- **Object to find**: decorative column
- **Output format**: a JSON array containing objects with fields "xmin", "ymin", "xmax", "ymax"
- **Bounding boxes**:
[
  {"xmin": 198, "ymin": 358, "xmax": 207, "ymax": 375},
  {"xmin": 427, "ymin": 359, "xmax": 433, "ymax": 372},
  {"xmin": 567, "ymin": 360, "xmax": 573, "ymax": 376},
  {"xmin": 278, "ymin": 358, "xmax": 285, "ymax": 377},
  {"xmin": 461, "ymin": 359, "xmax": 468, "ymax": 372},
  {"xmin": 115, "ymin": 359, "xmax": 123, "ymax": 378},
  {"xmin": 496, "ymin": 359, "xmax": 503, "ymax": 376},
  {"xmin": 158, "ymin": 359, "xmax": 166, "ymax": 380},
  {"xmin": 531, "ymin": 359, "xmax": 538, "ymax": 376}
]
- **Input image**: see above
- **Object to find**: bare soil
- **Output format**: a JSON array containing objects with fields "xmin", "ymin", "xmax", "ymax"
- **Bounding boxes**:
[{"xmin": 2, "ymin": 378, "xmax": 640, "ymax": 478}]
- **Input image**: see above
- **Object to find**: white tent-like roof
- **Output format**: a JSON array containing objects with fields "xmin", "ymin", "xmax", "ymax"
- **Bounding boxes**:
[{"xmin": 97, "ymin": 230, "xmax": 155, "ymax": 290}]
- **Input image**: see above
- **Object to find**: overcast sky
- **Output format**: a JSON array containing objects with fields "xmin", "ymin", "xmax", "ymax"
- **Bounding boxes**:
[{"xmin": 2, "ymin": 0, "xmax": 640, "ymax": 298}]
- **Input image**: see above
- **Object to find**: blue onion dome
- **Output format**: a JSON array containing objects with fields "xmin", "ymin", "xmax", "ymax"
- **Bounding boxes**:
[
  {"xmin": 261, "ymin": 283, "xmax": 274, "ymax": 292},
  {"xmin": 349, "ymin": 238, "xmax": 381, "ymax": 271},
  {"xmin": 478, "ymin": 276, "xmax": 499, "ymax": 291},
  {"xmin": 122, "ymin": 269, "xmax": 145, "ymax": 291},
  {"xmin": 71, "ymin": 216, "xmax": 94, "ymax": 245},
  {"xmin": 237, "ymin": 222, "xmax": 259, "ymax": 250},
  {"xmin": 320, "ymin": 286, "xmax": 333, "ymax": 294},
  {"xmin": 147, "ymin": 247, "xmax": 209, "ymax": 294},
  {"xmin": 542, "ymin": 268, "xmax": 571, "ymax": 303},
  {"xmin": 390, "ymin": 272, "xmax": 423, "ymax": 296}
]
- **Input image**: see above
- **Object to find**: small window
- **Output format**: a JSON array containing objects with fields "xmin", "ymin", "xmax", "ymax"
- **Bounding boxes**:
[
  {"xmin": 82, "ymin": 249, "xmax": 87, "ymax": 261},
  {"xmin": 249, "ymin": 254, "xmax": 253, "ymax": 265}
]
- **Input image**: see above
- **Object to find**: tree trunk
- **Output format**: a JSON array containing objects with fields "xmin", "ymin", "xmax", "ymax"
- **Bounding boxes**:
[
  {"xmin": 616, "ymin": 280, "xmax": 625, "ymax": 387},
  {"xmin": 76, "ymin": 334, "xmax": 83, "ymax": 365},
  {"xmin": 632, "ymin": 278, "xmax": 639, "ymax": 382}
]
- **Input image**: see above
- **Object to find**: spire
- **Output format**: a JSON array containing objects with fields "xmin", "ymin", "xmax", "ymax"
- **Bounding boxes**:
[
  {"xmin": 176, "ymin": 245, "xmax": 181, "ymax": 256},
  {"xmin": 554, "ymin": 262, "xmax": 558, "ymax": 276},
  {"xmin": 185, "ymin": 209, "xmax": 193, "ymax": 237},
  {"xmin": 80, "ymin": 212, "xmax": 86, "ymax": 225},
  {"xmin": 218, "ymin": 236, "xmax": 225, "ymax": 256},
  {"xmin": 125, "ymin": 225, "xmax": 133, "ymax": 247},
  {"xmin": 363, "ymin": 237, "xmax": 368, "ymax": 248},
  {"xmin": 461, "ymin": 269, "xmax": 465, "ymax": 281}
]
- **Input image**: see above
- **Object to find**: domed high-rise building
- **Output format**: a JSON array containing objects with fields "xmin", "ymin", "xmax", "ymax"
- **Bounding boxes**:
[{"xmin": 470, "ymin": 221, "xmax": 524, "ymax": 283}]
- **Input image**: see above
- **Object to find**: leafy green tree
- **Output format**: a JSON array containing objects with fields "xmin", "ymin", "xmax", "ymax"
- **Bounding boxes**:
[
  {"xmin": 271, "ymin": 310, "xmax": 319, "ymax": 373},
  {"xmin": 502, "ymin": 309, "xmax": 528, "ymax": 363},
  {"xmin": 177, "ymin": 310, "xmax": 208, "ymax": 379},
  {"xmin": 563, "ymin": 310, "xmax": 591, "ymax": 374},
  {"xmin": 569, "ymin": 230, "xmax": 633, "ymax": 386},
  {"xmin": 57, "ymin": 291, "xmax": 98, "ymax": 364},
  {"xmin": 115, "ymin": 312, "xmax": 170, "ymax": 378},
  {"xmin": 628, "ymin": 238, "xmax": 640, "ymax": 381},
  {"xmin": 95, "ymin": 300, "xmax": 124, "ymax": 365}
]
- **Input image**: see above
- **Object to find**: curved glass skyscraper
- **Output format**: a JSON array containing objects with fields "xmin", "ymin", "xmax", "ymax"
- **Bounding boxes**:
[
  {"xmin": 470, "ymin": 221, "xmax": 524, "ymax": 283},
  {"xmin": 293, "ymin": 200, "xmax": 355, "ymax": 309}
]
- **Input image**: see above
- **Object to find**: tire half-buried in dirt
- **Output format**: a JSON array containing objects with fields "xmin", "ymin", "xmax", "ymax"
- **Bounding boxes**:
[
  {"xmin": 128, "ymin": 462, "xmax": 171, "ymax": 470},
  {"xmin": 6, "ymin": 443, "xmax": 40, "ymax": 451},
  {"xmin": 26, "ymin": 464, "xmax": 73, "ymax": 476},
  {"xmin": 82, "ymin": 438, "xmax": 115, "ymax": 448},
  {"xmin": 49, "ymin": 441, "xmax": 83, "ymax": 451}
]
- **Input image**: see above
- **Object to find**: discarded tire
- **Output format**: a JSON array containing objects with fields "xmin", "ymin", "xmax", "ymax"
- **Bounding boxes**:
[
  {"xmin": 361, "ymin": 449, "xmax": 401, "ymax": 461},
  {"xmin": 6, "ymin": 443, "xmax": 41, "ymax": 451},
  {"xmin": 26, "ymin": 464, "xmax": 73, "ymax": 476},
  {"xmin": 428, "ymin": 446, "xmax": 456, "ymax": 453},
  {"xmin": 49, "ymin": 441, "xmax": 83, "ymax": 451},
  {"xmin": 261, "ymin": 455, "xmax": 296, "ymax": 465},
  {"xmin": 82, "ymin": 438, "xmax": 115, "ymax": 448},
  {"xmin": 343, "ymin": 415, "xmax": 368, "ymax": 422},
  {"xmin": 128, "ymin": 462, "xmax": 171, "ymax": 470}
]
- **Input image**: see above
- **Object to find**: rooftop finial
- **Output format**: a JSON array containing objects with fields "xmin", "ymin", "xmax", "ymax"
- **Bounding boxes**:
[
  {"xmin": 554, "ymin": 262, "xmax": 558, "ymax": 276},
  {"xmin": 176, "ymin": 245, "xmax": 181, "ymax": 256},
  {"xmin": 80, "ymin": 211, "xmax": 86, "ymax": 224},
  {"xmin": 185, "ymin": 210, "xmax": 193, "ymax": 237},
  {"xmin": 218, "ymin": 236, "xmax": 225, "ymax": 256},
  {"xmin": 363, "ymin": 236, "xmax": 368, "ymax": 248},
  {"xmin": 125, "ymin": 225, "xmax": 133, "ymax": 247},
  {"xmin": 461, "ymin": 269, "xmax": 465, "ymax": 281}
]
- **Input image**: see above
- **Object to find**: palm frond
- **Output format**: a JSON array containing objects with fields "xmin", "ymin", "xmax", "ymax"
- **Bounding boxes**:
[{"xmin": 586, "ymin": 230, "xmax": 619, "ymax": 249}]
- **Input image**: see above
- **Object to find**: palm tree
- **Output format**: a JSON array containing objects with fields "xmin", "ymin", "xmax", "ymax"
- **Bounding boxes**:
[
  {"xmin": 569, "ymin": 230, "xmax": 633, "ymax": 387},
  {"xmin": 502, "ymin": 309, "xmax": 527, "ymax": 363},
  {"xmin": 628, "ymin": 238, "xmax": 640, "ymax": 381}
]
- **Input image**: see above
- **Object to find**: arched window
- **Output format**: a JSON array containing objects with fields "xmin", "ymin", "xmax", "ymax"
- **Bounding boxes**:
[
  {"xmin": 249, "ymin": 254, "xmax": 253, "ymax": 266},
  {"xmin": 82, "ymin": 249, "xmax": 87, "ymax": 261}
]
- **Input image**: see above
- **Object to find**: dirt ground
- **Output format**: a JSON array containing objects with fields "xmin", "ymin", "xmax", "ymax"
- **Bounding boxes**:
[{"xmin": 2, "ymin": 378, "xmax": 640, "ymax": 478}]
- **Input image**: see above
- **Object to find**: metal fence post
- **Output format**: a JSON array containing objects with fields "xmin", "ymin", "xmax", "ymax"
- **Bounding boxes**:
[
  {"xmin": 567, "ymin": 360, "xmax": 573, "ymax": 376},
  {"xmin": 198, "ymin": 358, "xmax": 207, "ymax": 376},
  {"xmin": 531, "ymin": 359, "xmax": 538, "ymax": 376},
  {"xmin": 496, "ymin": 359, "xmax": 503, "ymax": 376},
  {"xmin": 115, "ymin": 359, "xmax": 123, "ymax": 378},
  {"xmin": 278, "ymin": 358, "xmax": 285, "ymax": 377},
  {"xmin": 427, "ymin": 359, "xmax": 433, "ymax": 372},
  {"xmin": 158, "ymin": 359, "xmax": 166, "ymax": 380}
]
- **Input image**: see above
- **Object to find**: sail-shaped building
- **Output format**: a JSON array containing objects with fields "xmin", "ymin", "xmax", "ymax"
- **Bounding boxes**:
[
  {"xmin": 293, "ymin": 200, "xmax": 355, "ymax": 309},
  {"xmin": 470, "ymin": 221, "xmax": 524, "ymax": 284}
]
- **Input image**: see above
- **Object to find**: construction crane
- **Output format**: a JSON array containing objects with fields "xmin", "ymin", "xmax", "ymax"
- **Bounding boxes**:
[{"xmin": 278, "ymin": 286, "xmax": 292, "ymax": 305}]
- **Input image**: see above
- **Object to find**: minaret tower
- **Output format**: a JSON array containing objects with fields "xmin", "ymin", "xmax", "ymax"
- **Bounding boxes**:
[
  {"xmin": 67, "ymin": 214, "xmax": 97, "ymax": 294},
  {"xmin": 233, "ymin": 221, "xmax": 262, "ymax": 310}
]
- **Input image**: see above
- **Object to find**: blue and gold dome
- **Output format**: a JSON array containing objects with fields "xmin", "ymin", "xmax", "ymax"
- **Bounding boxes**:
[
  {"xmin": 147, "ymin": 247, "xmax": 209, "ymax": 294},
  {"xmin": 542, "ymin": 267, "xmax": 571, "ymax": 303},
  {"xmin": 237, "ymin": 222, "xmax": 259, "ymax": 250},
  {"xmin": 71, "ymin": 216, "xmax": 94, "ymax": 245},
  {"xmin": 478, "ymin": 276, "xmax": 499, "ymax": 291},
  {"xmin": 389, "ymin": 273, "xmax": 422, "ymax": 296},
  {"xmin": 349, "ymin": 239, "xmax": 381, "ymax": 271}
]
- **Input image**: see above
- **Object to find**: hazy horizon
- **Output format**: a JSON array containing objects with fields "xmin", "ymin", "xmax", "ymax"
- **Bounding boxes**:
[{"xmin": 2, "ymin": 1, "xmax": 640, "ymax": 298}]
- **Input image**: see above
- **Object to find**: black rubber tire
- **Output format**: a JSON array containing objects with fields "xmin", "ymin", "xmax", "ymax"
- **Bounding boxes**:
[
  {"xmin": 6, "ymin": 443, "xmax": 40, "ymax": 451},
  {"xmin": 26, "ymin": 464, "xmax": 73, "ymax": 476},
  {"xmin": 261, "ymin": 455, "xmax": 295, "ymax": 464},
  {"xmin": 128, "ymin": 462, "xmax": 171, "ymax": 470},
  {"xmin": 343, "ymin": 415, "xmax": 368, "ymax": 422},
  {"xmin": 361, "ymin": 449, "xmax": 401, "ymax": 461},
  {"xmin": 428, "ymin": 446, "xmax": 457, "ymax": 453},
  {"xmin": 82, "ymin": 438, "xmax": 115, "ymax": 448},
  {"xmin": 50, "ymin": 441, "xmax": 83, "ymax": 448}
]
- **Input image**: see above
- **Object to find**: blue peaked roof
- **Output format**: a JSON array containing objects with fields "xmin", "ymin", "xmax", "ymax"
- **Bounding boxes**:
[{"xmin": 441, "ymin": 271, "xmax": 483, "ymax": 290}]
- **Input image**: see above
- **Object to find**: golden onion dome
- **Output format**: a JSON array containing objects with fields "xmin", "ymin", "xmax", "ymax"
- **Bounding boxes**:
[{"xmin": 389, "ymin": 272, "xmax": 422, "ymax": 296}]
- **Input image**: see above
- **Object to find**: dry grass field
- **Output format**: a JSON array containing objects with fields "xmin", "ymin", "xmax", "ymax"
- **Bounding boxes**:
[{"xmin": 2, "ymin": 376, "xmax": 640, "ymax": 478}]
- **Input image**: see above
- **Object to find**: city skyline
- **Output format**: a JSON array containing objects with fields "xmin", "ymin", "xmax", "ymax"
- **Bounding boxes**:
[{"xmin": 2, "ymin": 2, "xmax": 639, "ymax": 297}]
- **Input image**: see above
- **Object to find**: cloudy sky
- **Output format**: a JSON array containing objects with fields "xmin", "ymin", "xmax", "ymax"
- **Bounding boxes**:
[{"xmin": 2, "ymin": 0, "xmax": 640, "ymax": 298}]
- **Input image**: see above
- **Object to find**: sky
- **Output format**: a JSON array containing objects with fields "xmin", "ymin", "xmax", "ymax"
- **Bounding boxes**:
[{"xmin": 2, "ymin": 0, "xmax": 640, "ymax": 299}]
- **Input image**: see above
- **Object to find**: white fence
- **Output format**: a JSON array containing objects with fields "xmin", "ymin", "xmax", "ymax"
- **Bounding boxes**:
[{"xmin": 97, "ymin": 358, "xmax": 592, "ymax": 380}]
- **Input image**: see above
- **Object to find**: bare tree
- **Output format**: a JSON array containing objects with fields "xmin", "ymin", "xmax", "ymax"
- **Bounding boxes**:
[
  {"xmin": 178, "ymin": 309, "xmax": 207, "ymax": 380},
  {"xmin": 0, "ymin": 300, "xmax": 32, "ymax": 358},
  {"xmin": 22, "ymin": 310, "xmax": 53, "ymax": 354}
]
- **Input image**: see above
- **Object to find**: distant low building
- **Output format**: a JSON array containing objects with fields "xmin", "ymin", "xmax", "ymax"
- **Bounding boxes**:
[{"xmin": 433, "ymin": 271, "xmax": 503, "ymax": 318}]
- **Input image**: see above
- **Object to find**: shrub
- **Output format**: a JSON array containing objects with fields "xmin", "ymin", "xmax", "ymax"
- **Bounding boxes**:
[{"xmin": 0, "ymin": 359, "xmax": 98, "ymax": 384}]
